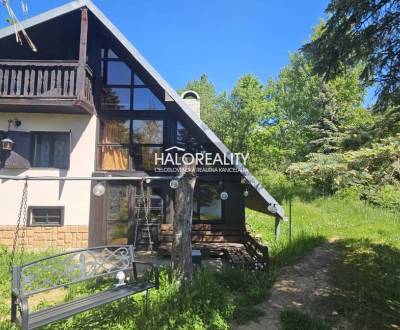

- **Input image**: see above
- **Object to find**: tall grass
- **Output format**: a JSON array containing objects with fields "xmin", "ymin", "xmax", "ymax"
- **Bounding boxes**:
[
  {"xmin": 0, "ymin": 196, "xmax": 398, "ymax": 329},
  {"xmin": 247, "ymin": 196, "xmax": 400, "ymax": 329},
  {"xmin": 247, "ymin": 195, "xmax": 400, "ymax": 249}
]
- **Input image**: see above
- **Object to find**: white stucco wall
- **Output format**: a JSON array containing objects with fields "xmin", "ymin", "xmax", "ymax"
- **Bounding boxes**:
[{"xmin": 0, "ymin": 113, "xmax": 97, "ymax": 226}]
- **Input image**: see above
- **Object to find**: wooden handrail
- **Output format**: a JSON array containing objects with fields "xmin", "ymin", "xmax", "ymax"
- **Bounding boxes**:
[
  {"xmin": 0, "ymin": 61, "xmax": 93, "ymax": 105},
  {"xmin": 0, "ymin": 60, "xmax": 79, "ymax": 67}
]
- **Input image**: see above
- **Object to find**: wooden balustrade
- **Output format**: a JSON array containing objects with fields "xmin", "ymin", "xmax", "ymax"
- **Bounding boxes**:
[{"xmin": 0, "ymin": 60, "xmax": 94, "ymax": 111}]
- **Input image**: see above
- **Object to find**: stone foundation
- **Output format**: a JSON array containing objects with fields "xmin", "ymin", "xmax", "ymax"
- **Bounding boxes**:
[{"xmin": 0, "ymin": 225, "xmax": 88, "ymax": 249}]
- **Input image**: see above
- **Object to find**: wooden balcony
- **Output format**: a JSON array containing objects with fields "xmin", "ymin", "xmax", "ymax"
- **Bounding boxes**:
[{"xmin": 0, "ymin": 60, "xmax": 95, "ymax": 114}]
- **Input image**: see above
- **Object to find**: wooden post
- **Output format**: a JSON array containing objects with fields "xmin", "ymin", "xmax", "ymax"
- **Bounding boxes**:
[
  {"xmin": 76, "ymin": 8, "xmax": 88, "ymax": 99},
  {"xmin": 171, "ymin": 155, "xmax": 196, "ymax": 284},
  {"xmin": 274, "ymin": 217, "xmax": 281, "ymax": 241}
]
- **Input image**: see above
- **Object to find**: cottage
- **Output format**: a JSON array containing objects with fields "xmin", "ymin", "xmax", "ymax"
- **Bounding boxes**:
[{"xmin": 0, "ymin": 0, "xmax": 284, "ymax": 261}]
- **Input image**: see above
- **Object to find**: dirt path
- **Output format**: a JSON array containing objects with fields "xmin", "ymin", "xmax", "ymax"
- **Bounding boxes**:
[{"xmin": 233, "ymin": 242, "xmax": 340, "ymax": 330}]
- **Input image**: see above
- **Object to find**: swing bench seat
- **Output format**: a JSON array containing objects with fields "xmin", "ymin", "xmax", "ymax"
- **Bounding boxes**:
[{"xmin": 11, "ymin": 245, "xmax": 159, "ymax": 330}]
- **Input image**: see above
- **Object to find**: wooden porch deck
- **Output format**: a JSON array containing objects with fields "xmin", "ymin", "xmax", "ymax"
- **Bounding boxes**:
[{"xmin": 158, "ymin": 224, "xmax": 269, "ymax": 268}]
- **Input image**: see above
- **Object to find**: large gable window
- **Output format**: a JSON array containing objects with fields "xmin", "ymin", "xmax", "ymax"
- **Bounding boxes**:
[
  {"xmin": 99, "ymin": 120, "xmax": 130, "ymax": 171},
  {"xmin": 132, "ymin": 120, "xmax": 163, "ymax": 171},
  {"xmin": 102, "ymin": 87, "xmax": 131, "ymax": 111},
  {"xmin": 99, "ymin": 119, "xmax": 164, "ymax": 171},
  {"xmin": 134, "ymin": 88, "xmax": 165, "ymax": 111},
  {"xmin": 101, "ymin": 48, "xmax": 165, "ymax": 111},
  {"xmin": 106, "ymin": 61, "xmax": 131, "ymax": 85}
]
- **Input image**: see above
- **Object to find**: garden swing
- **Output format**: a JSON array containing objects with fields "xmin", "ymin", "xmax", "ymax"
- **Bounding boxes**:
[{"xmin": 9, "ymin": 177, "xmax": 160, "ymax": 330}]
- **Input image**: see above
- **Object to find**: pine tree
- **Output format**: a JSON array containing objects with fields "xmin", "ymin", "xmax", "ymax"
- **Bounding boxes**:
[{"xmin": 307, "ymin": 85, "xmax": 347, "ymax": 154}]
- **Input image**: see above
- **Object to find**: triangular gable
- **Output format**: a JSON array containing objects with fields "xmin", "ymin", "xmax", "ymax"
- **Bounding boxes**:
[{"xmin": 0, "ymin": 0, "xmax": 284, "ymax": 219}]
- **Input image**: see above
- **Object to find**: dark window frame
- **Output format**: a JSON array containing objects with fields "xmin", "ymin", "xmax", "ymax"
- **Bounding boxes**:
[
  {"xmin": 30, "ymin": 131, "xmax": 71, "ymax": 169},
  {"xmin": 28, "ymin": 206, "xmax": 65, "ymax": 227},
  {"xmin": 105, "ymin": 183, "xmax": 165, "ymax": 245},
  {"xmin": 100, "ymin": 48, "xmax": 166, "ymax": 112},
  {"xmin": 98, "ymin": 118, "xmax": 165, "ymax": 172}
]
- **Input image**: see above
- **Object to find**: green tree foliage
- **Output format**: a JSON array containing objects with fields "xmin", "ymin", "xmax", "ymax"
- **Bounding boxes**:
[
  {"xmin": 181, "ymin": 74, "xmax": 267, "ymax": 171},
  {"xmin": 307, "ymin": 84, "xmax": 349, "ymax": 154},
  {"xmin": 302, "ymin": 0, "xmax": 400, "ymax": 109},
  {"xmin": 225, "ymin": 74, "xmax": 266, "ymax": 155},
  {"xmin": 263, "ymin": 52, "xmax": 367, "ymax": 168},
  {"xmin": 181, "ymin": 45, "xmax": 368, "ymax": 173},
  {"xmin": 180, "ymin": 74, "xmax": 230, "ymax": 142},
  {"xmin": 287, "ymin": 135, "xmax": 400, "ymax": 207},
  {"xmin": 181, "ymin": 23, "xmax": 399, "ymax": 210}
]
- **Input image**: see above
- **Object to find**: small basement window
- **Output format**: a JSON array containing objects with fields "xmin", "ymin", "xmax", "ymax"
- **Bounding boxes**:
[{"xmin": 29, "ymin": 207, "xmax": 64, "ymax": 226}]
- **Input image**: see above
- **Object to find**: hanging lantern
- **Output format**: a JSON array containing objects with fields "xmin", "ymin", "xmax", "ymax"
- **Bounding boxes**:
[
  {"xmin": 145, "ymin": 178, "xmax": 151, "ymax": 184},
  {"xmin": 220, "ymin": 191, "xmax": 229, "ymax": 200},
  {"xmin": 169, "ymin": 179, "xmax": 179, "ymax": 189},
  {"xmin": 92, "ymin": 183, "xmax": 106, "ymax": 197},
  {"xmin": 1, "ymin": 137, "xmax": 14, "ymax": 151},
  {"xmin": 267, "ymin": 204, "xmax": 278, "ymax": 214},
  {"xmin": 243, "ymin": 189, "xmax": 249, "ymax": 197}
]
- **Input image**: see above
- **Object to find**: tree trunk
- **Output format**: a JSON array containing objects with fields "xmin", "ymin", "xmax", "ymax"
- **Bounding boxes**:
[{"xmin": 171, "ymin": 156, "xmax": 196, "ymax": 284}]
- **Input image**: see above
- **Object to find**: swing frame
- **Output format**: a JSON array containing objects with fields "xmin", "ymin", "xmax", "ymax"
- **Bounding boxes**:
[
  {"xmin": 4, "ymin": 174, "xmax": 170, "ymax": 329},
  {"xmin": 11, "ymin": 245, "xmax": 159, "ymax": 330}
]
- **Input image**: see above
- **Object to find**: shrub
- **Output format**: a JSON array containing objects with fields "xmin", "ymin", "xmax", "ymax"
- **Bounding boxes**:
[
  {"xmin": 254, "ymin": 169, "xmax": 316, "ymax": 202},
  {"xmin": 363, "ymin": 184, "xmax": 400, "ymax": 212}
]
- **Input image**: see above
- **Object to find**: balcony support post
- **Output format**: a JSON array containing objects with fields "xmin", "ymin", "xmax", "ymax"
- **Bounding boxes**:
[{"xmin": 77, "ymin": 8, "xmax": 89, "ymax": 100}]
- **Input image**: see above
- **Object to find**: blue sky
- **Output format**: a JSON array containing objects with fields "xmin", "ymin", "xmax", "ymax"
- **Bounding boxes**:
[{"xmin": 1, "ymin": 0, "xmax": 329, "ymax": 92}]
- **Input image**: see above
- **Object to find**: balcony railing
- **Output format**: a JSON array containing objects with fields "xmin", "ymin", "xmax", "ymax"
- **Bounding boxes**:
[{"xmin": 0, "ymin": 60, "xmax": 94, "ymax": 113}]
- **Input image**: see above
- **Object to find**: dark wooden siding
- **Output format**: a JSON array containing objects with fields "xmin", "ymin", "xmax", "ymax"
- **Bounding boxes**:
[
  {"xmin": 88, "ymin": 180, "xmax": 107, "ymax": 246},
  {"xmin": 0, "ymin": 11, "xmax": 80, "ymax": 61},
  {"xmin": 223, "ymin": 180, "xmax": 245, "ymax": 226}
]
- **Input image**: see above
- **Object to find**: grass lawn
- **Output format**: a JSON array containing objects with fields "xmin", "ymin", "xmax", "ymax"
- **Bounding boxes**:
[
  {"xmin": 0, "ymin": 196, "xmax": 398, "ymax": 329},
  {"xmin": 247, "ymin": 196, "xmax": 400, "ymax": 329},
  {"xmin": 0, "ymin": 238, "xmax": 312, "ymax": 329}
]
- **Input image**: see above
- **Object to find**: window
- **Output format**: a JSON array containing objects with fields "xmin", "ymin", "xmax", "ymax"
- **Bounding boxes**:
[
  {"xmin": 99, "ymin": 120, "xmax": 129, "ymax": 171},
  {"xmin": 132, "ymin": 120, "xmax": 163, "ymax": 144},
  {"xmin": 132, "ymin": 120, "xmax": 163, "ymax": 171},
  {"xmin": 101, "ymin": 48, "xmax": 165, "ymax": 111},
  {"xmin": 31, "ymin": 132, "xmax": 70, "ymax": 169},
  {"xmin": 193, "ymin": 182, "xmax": 222, "ymax": 222},
  {"xmin": 134, "ymin": 74, "xmax": 145, "ymax": 85},
  {"xmin": 133, "ymin": 88, "xmax": 165, "ymax": 111},
  {"xmin": 106, "ymin": 184, "xmax": 164, "ymax": 245},
  {"xmin": 176, "ymin": 121, "xmax": 204, "ymax": 153},
  {"xmin": 102, "ymin": 87, "xmax": 131, "ymax": 111},
  {"xmin": 98, "ymin": 120, "xmax": 164, "ymax": 171},
  {"xmin": 106, "ymin": 61, "xmax": 131, "ymax": 85},
  {"xmin": 177, "ymin": 121, "xmax": 192, "ymax": 146},
  {"xmin": 107, "ymin": 185, "xmax": 129, "ymax": 244},
  {"xmin": 29, "ymin": 207, "xmax": 64, "ymax": 226}
]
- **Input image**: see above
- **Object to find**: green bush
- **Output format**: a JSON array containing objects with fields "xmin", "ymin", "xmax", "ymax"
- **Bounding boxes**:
[
  {"xmin": 363, "ymin": 184, "xmax": 400, "ymax": 212},
  {"xmin": 334, "ymin": 186, "xmax": 363, "ymax": 201},
  {"xmin": 335, "ymin": 184, "xmax": 400, "ymax": 212},
  {"xmin": 254, "ymin": 169, "xmax": 317, "ymax": 203},
  {"xmin": 292, "ymin": 135, "xmax": 399, "ymax": 187}
]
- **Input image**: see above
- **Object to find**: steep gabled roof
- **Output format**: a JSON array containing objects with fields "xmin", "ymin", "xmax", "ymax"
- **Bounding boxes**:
[{"xmin": 0, "ymin": 0, "xmax": 285, "ymax": 219}]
